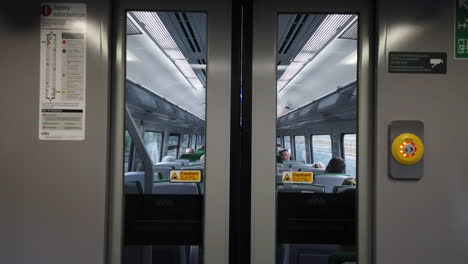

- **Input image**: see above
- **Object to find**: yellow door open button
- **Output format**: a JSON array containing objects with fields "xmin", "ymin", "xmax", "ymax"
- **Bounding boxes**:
[
  {"xmin": 402, "ymin": 142, "xmax": 416, "ymax": 156},
  {"xmin": 391, "ymin": 133, "xmax": 424, "ymax": 165}
]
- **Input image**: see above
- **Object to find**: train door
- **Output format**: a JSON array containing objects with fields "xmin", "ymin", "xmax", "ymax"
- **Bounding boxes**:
[
  {"xmin": 250, "ymin": 0, "xmax": 374, "ymax": 264},
  {"xmin": 108, "ymin": 1, "xmax": 232, "ymax": 264},
  {"xmin": 107, "ymin": 0, "xmax": 373, "ymax": 263}
]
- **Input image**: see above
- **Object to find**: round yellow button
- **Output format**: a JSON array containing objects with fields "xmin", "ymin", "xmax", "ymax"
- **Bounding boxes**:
[{"xmin": 391, "ymin": 133, "xmax": 424, "ymax": 165}]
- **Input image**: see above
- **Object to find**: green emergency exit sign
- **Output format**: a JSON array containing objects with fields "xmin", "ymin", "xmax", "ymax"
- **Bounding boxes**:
[{"xmin": 456, "ymin": 0, "xmax": 468, "ymax": 58}]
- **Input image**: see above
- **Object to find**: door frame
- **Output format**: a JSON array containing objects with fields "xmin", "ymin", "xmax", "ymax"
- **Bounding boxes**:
[
  {"xmin": 250, "ymin": 0, "xmax": 375, "ymax": 263},
  {"xmin": 107, "ymin": 1, "xmax": 233, "ymax": 263}
]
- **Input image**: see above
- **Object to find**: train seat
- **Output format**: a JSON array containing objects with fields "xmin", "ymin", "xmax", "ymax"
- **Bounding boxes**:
[
  {"xmin": 277, "ymin": 183, "xmax": 325, "ymax": 193},
  {"xmin": 154, "ymin": 166, "xmax": 173, "ymax": 180},
  {"xmin": 153, "ymin": 182, "xmax": 199, "ymax": 195},
  {"xmin": 276, "ymin": 174, "xmax": 284, "ymax": 183},
  {"xmin": 124, "ymin": 171, "xmax": 161, "ymax": 191},
  {"xmin": 153, "ymin": 245, "xmax": 189, "ymax": 264},
  {"xmin": 156, "ymin": 162, "xmax": 183, "ymax": 169},
  {"xmin": 197, "ymin": 182, "xmax": 205, "ymax": 195},
  {"xmin": 333, "ymin": 185, "xmax": 356, "ymax": 193},
  {"xmin": 182, "ymin": 165, "xmax": 204, "ymax": 170},
  {"xmin": 124, "ymin": 181, "xmax": 143, "ymax": 194},
  {"xmin": 180, "ymin": 153, "xmax": 203, "ymax": 162},
  {"xmin": 123, "ymin": 245, "xmax": 144, "ymax": 264},
  {"xmin": 123, "ymin": 245, "xmax": 194, "ymax": 264},
  {"xmin": 278, "ymin": 167, "xmax": 292, "ymax": 174},
  {"xmin": 291, "ymin": 164, "xmax": 313, "ymax": 171},
  {"xmin": 175, "ymin": 159, "xmax": 190, "ymax": 166},
  {"xmin": 314, "ymin": 174, "xmax": 351, "ymax": 193},
  {"xmin": 124, "ymin": 171, "xmax": 145, "ymax": 184},
  {"xmin": 282, "ymin": 160, "xmax": 306, "ymax": 168},
  {"xmin": 190, "ymin": 245, "xmax": 202, "ymax": 264},
  {"xmin": 280, "ymin": 244, "xmax": 342, "ymax": 264},
  {"xmin": 328, "ymin": 251, "xmax": 357, "ymax": 264},
  {"xmin": 299, "ymin": 167, "xmax": 326, "ymax": 174}
]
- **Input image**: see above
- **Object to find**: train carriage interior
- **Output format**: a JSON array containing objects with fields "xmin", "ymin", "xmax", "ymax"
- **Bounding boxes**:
[
  {"xmin": 5, "ymin": 1, "xmax": 468, "ymax": 264},
  {"xmin": 123, "ymin": 10, "xmax": 358, "ymax": 264}
]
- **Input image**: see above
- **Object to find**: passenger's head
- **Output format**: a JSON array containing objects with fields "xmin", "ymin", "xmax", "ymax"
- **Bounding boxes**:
[
  {"xmin": 136, "ymin": 161, "xmax": 144, "ymax": 171},
  {"xmin": 342, "ymin": 178, "xmax": 356, "ymax": 186},
  {"xmin": 186, "ymin": 148, "xmax": 194, "ymax": 154},
  {"xmin": 279, "ymin": 149, "xmax": 290, "ymax": 161},
  {"xmin": 311, "ymin": 162, "xmax": 325, "ymax": 169},
  {"xmin": 161, "ymin": 156, "xmax": 176, "ymax": 162},
  {"xmin": 325, "ymin": 157, "xmax": 346, "ymax": 174},
  {"xmin": 198, "ymin": 145, "xmax": 205, "ymax": 150}
]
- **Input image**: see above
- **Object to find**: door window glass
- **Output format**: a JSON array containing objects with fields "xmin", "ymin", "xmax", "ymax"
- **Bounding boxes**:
[
  {"xmin": 276, "ymin": 13, "xmax": 358, "ymax": 264},
  {"xmin": 124, "ymin": 10, "xmax": 207, "ymax": 264}
]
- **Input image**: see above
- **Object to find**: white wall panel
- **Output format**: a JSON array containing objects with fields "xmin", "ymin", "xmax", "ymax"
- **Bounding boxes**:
[
  {"xmin": 0, "ymin": 1, "xmax": 110, "ymax": 264},
  {"xmin": 376, "ymin": 1, "xmax": 468, "ymax": 263}
]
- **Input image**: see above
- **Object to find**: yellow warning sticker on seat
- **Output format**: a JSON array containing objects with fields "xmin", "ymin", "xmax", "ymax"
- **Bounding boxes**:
[
  {"xmin": 169, "ymin": 170, "xmax": 202, "ymax": 182},
  {"xmin": 282, "ymin": 171, "xmax": 313, "ymax": 183}
]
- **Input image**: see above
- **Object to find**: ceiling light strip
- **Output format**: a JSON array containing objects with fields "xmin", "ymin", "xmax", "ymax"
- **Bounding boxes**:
[
  {"xmin": 131, "ymin": 11, "xmax": 204, "ymax": 90},
  {"xmin": 278, "ymin": 14, "xmax": 355, "ymax": 92},
  {"xmin": 297, "ymin": 15, "xmax": 349, "ymax": 61}
]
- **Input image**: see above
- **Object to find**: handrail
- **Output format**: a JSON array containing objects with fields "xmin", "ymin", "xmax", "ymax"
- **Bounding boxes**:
[{"xmin": 125, "ymin": 105, "xmax": 154, "ymax": 194}]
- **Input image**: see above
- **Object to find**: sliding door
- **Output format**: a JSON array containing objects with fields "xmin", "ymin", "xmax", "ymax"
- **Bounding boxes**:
[
  {"xmin": 108, "ymin": 1, "xmax": 232, "ymax": 263},
  {"xmin": 251, "ymin": 0, "xmax": 374, "ymax": 263}
]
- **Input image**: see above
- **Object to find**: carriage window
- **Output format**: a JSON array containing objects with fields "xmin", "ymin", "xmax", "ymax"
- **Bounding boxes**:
[
  {"xmin": 294, "ymin": 136, "xmax": 306, "ymax": 162},
  {"xmin": 283, "ymin": 136, "xmax": 291, "ymax": 157},
  {"xmin": 276, "ymin": 137, "xmax": 282, "ymax": 151},
  {"xmin": 181, "ymin": 134, "xmax": 190, "ymax": 153},
  {"xmin": 197, "ymin": 135, "xmax": 203, "ymax": 148},
  {"xmin": 191, "ymin": 134, "xmax": 197, "ymax": 149},
  {"xmin": 311, "ymin": 135, "xmax": 332, "ymax": 165},
  {"xmin": 343, "ymin": 134, "xmax": 356, "ymax": 176},
  {"xmin": 167, "ymin": 134, "xmax": 180, "ymax": 158},
  {"xmin": 143, "ymin": 131, "xmax": 163, "ymax": 164},
  {"xmin": 124, "ymin": 130, "xmax": 133, "ymax": 172}
]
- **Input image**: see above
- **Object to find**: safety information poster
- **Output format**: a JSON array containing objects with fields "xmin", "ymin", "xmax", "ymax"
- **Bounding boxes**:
[{"xmin": 39, "ymin": 3, "xmax": 86, "ymax": 140}]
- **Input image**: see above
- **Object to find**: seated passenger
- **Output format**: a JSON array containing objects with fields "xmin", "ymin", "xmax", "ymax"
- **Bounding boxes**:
[
  {"xmin": 278, "ymin": 149, "xmax": 291, "ymax": 163},
  {"xmin": 342, "ymin": 178, "xmax": 356, "ymax": 186},
  {"xmin": 325, "ymin": 157, "xmax": 346, "ymax": 174},
  {"xmin": 161, "ymin": 156, "xmax": 176, "ymax": 162},
  {"xmin": 186, "ymin": 148, "xmax": 195, "ymax": 154},
  {"xmin": 311, "ymin": 161, "xmax": 325, "ymax": 169},
  {"xmin": 136, "ymin": 161, "xmax": 144, "ymax": 171}
]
